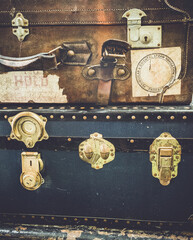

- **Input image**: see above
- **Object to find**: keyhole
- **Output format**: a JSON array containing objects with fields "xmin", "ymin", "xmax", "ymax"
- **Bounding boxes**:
[
  {"xmin": 144, "ymin": 36, "xmax": 148, "ymax": 42},
  {"xmin": 30, "ymin": 160, "xmax": 32, "ymax": 166}
]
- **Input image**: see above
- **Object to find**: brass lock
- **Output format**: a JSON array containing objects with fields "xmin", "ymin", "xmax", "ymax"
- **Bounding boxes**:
[
  {"xmin": 149, "ymin": 132, "xmax": 181, "ymax": 186},
  {"xmin": 20, "ymin": 152, "xmax": 44, "ymax": 191},
  {"xmin": 8, "ymin": 112, "xmax": 49, "ymax": 148},
  {"xmin": 79, "ymin": 132, "xmax": 115, "ymax": 169}
]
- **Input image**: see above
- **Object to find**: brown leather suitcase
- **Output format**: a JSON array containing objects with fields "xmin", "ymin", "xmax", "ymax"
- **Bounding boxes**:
[{"xmin": 0, "ymin": 0, "xmax": 193, "ymax": 105}]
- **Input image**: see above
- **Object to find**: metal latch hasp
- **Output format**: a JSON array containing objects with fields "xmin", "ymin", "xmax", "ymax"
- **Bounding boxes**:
[
  {"xmin": 122, "ymin": 9, "xmax": 162, "ymax": 48},
  {"xmin": 12, "ymin": 12, "xmax": 29, "ymax": 42},
  {"xmin": 149, "ymin": 132, "xmax": 181, "ymax": 186}
]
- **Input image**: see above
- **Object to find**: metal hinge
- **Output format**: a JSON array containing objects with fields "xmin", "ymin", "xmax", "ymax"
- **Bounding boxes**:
[
  {"xmin": 122, "ymin": 9, "xmax": 162, "ymax": 48},
  {"xmin": 149, "ymin": 132, "xmax": 181, "ymax": 186},
  {"xmin": 12, "ymin": 12, "xmax": 29, "ymax": 42}
]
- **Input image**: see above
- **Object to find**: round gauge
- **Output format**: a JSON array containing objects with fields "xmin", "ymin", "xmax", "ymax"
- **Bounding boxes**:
[{"xmin": 136, "ymin": 53, "xmax": 176, "ymax": 93}]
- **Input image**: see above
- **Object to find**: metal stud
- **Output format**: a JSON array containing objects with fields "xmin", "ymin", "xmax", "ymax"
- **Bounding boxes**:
[
  {"xmin": 4, "ymin": 115, "xmax": 8, "ymax": 119},
  {"xmin": 50, "ymin": 115, "xmax": 54, "ymax": 119},
  {"xmin": 39, "ymin": 107, "xmax": 43, "ymax": 109},
  {"xmin": 144, "ymin": 115, "xmax": 149, "ymax": 120},
  {"xmin": 93, "ymin": 115, "xmax": 97, "ymax": 120},
  {"xmin": 170, "ymin": 116, "xmax": 175, "ymax": 120},
  {"xmin": 17, "ymin": 107, "xmax": 22, "ymax": 109},
  {"xmin": 49, "ymin": 107, "xmax": 54, "ymax": 109},
  {"xmin": 67, "ymin": 138, "xmax": 72, "ymax": 142},
  {"xmin": 183, "ymin": 116, "xmax": 187, "ymax": 120},
  {"xmin": 157, "ymin": 115, "xmax": 161, "ymax": 120},
  {"xmin": 60, "ymin": 115, "xmax": 64, "ymax": 119},
  {"xmin": 83, "ymin": 116, "xmax": 87, "ymax": 120},
  {"xmin": 117, "ymin": 115, "xmax": 121, "ymax": 120},
  {"xmin": 60, "ymin": 107, "xmax": 65, "ymax": 110},
  {"xmin": 131, "ymin": 115, "xmax": 136, "ymax": 120},
  {"xmin": 106, "ymin": 115, "xmax": 110, "ymax": 120},
  {"xmin": 130, "ymin": 139, "xmax": 134, "ymax": 143},
  {"xmin": 3, "ymin": 107, "xmax": 7, "ymax": 109},
  {"xmin": 72, "ymin": 116, "xmax": 76, "ymax": 120}
]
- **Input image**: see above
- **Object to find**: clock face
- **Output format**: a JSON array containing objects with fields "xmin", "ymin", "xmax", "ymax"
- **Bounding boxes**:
[{"xmin": 135, "ymin": 53, "xmax": 176, "ymax": 93}]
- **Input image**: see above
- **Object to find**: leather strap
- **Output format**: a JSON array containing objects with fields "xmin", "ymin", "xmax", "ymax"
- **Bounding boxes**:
[
  {"xmin": 97, "ymin": 80, "xmax": 112, "ymax": 105},
  {"xmin": 0, "ymin": 53, "xmax": 57, "ymax": 72}
]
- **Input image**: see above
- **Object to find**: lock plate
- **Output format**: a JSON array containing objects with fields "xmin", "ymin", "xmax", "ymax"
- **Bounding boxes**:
[
  {"xmin": 149, "ymin": 132, "xmax": 181, "ymax": 186},
  {"xmin": 122, "ymin": 9, "xmax": 162, "ymax": 48},
  {"xmin": 8, "ymin": 112, "xmax": 49, "ymax": 148},
  {"xmin": 20, "ymin": 152, "xmax": 44, "ymax": 191},
  {"xmin": 79, "ymin": 132, "xmax": 115, "ymax": 169},
  {"xmin": 12, "ymin": 12, "xmax": 29, "ymax": 42}
]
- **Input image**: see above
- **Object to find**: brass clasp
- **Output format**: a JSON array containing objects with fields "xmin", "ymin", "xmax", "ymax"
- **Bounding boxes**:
[
  {"xmin": 150, "ymin": 132, "xmax": 181, "ymax": 186},
  {"xmin": 8, "ymin": 112, "xmax": 49, "ymax": 148},
  {"xmin": 20, "ymin": 152, "xmax": 44, "ymax": 191},
  {"xmin": 79, "ymin": 132, "xmax": 115, "ymax": 169}
]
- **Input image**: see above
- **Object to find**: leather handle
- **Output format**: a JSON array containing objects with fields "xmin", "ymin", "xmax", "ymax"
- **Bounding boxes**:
[{"xmin": 0, "ymin": 53, "xmax": 57, "ymax": 71}]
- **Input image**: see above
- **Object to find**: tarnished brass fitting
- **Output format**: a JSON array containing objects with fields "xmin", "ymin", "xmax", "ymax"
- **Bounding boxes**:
[
  {"xmin": 8, "ymin": 112, "xmax": 49, "ymax": 148},
  {"xmin": 20, "ymin": 152, "xmax": 44, "ymax": 191},
  {"xmin": 79, "ymin": 132, "xmax": 115, "ymax": 169}
]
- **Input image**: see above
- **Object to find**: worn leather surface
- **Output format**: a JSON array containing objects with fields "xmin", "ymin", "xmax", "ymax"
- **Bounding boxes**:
[{"xmin": 0, "ymin": 0, "xmax": 192, "ymax": 104}]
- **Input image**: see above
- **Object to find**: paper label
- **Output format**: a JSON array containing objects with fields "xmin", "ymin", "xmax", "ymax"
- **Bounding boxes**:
[
  {"xmin": 0, "ymin": 71, "xmax": 67, "ymax": 103},
  {"xmin": 131, "ymin": 47, "xmax": 181, "ymax": 97}
]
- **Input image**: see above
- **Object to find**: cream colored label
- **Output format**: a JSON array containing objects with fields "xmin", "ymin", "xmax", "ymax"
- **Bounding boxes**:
[
  {"xmin": 0, "ymin": 71, "xmax": 67, "ymax": 103},
  {"xmin": 131, "ymin": 47, "xmax": 181, "ymax": 97}
]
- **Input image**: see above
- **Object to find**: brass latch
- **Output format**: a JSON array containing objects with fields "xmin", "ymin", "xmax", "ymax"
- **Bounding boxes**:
[
  {"xmin": 122, "ymin": 9, "xmax": 162, "ymax": 48},
  {"xmin": 79, "ymin": 132, "xmax": 115, "ymax": 169},
  {"xmin": 20, "ymin": 152, "xmax": 44, "ymax": 191},
  {"xmin": 8, "ymin": 112, "xmax": 49, "ymax": 148},
  {"xmin": 150, "ymin": 132, "xmax": 181, "ymax": 186},
  {"xmin": 12, "ymin": 12, "xmax": 29, "ymax": 42}
]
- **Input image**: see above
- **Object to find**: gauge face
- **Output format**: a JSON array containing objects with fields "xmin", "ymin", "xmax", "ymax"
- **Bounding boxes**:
[{"xmin": 136, "ymin": 53, "xmax": 176, "ymax": 93}]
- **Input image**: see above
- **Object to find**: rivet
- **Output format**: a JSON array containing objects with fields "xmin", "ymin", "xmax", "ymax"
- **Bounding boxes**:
[
  {"xmin": 17, "ymin": 107, "xmax": 22, "ymax": 109},
  {"xmin": 106, "ymin": 115, "xmax": 110, "ymax": 119},
  {"xmin": 28, "ymin": 107, "xmax": 33, "ymax": 109},
  {"xmin": 131, "ymin": 115, "xmax": 136, "ymax": 120},
  {"xmin": 4, "ymin": 115, "xmax": 8, "ymax": 119},
  {"xmin": 67, "ymin": 50, "xmax": 75, "ymax": 57},
  {"xmin": 74, "ymin": 218, "xmax": 78, "ymax": 221},
  {"xmin": 72, "ymin": 116, "xmax": 76, "ymax": 120},
  {"xmin": 3, "ymin": 107, "xmax": 7, "ymax": 109},
  {"xmin": 70, "ymin": 107, "xmax": 75, "ymax": 109},
  {"xmin": 68, "ymin": 138, "xmax": 72, "ymax": 142},
  {"xmin": 155, "ymin": 107, "xmax": 160, "ymax": 109},
  {"xmin": 126, "ymin": 13, "xmax": 130, "ymax": 17},
  {"xmin": 112, "ymin": 107, "xmax": 118, "ymax": 109},
  {"xmin": 154, "ymin": 173, "xmax": 157, "ymax": 177},
  {"xmin": 93, "ymin": 115, "xmax": 97, "ymax": 120},
  {"xmin": 63, "ymin": 218, "xmax": 67, "ymax": 220},
  {"xmin": 172, "ymin": 174, "xmax": 175, "ymax": 177},
  {"xmin": 122, "ymin": 107, "xmax": 127, "ymax": 109},
  {"xmin": 158, "ymin": 27, "xmax": 161, "ymax": 30},
  {"xmin": 183, "ymin": 116, "xmax": 187, "ymax": 120},
  {"xmin": 117, "ymin": 115, "xmax": 121, "ymax": 120},
  {"xmin": 103, "ymin": 219, "xmax": 107, "ymax": 222},
  {"xmin": 50, "ymin": 115, "xmax": 54, "ymax": 119},
  {"xmin": 160, "ymin": 222, "xmax": 163, "ymax": 226},
  {"xmin": 170, "ymin": 116, "xmax": 175, "ymax": 120},
  {"xmin": 60, "ymin": 107, "xmax": 65, "ymax": 109},
  {"xmin": 7, "ymin": 137, "xmax": 11, "ymax": 141},
  {"xmin": 115, "ymin": 220, "xmax": 118, "ymax": 223},
  {"xmin": 148, "ymin": 222, "xmax": 151, "ymax": 225},
  {"xmin": 126, "ymin": 221, "xmax": 130, "ymax": 224},
  {"xmin": 49, "ymin": 107, "xmax": 54, "ymax": 109},
  {"xmin": 157, "ymin": 115, "xmax": 162, "ymax": 120},
  {"xmin": 144, "ymin": 115, "xmax": 149, "ymax": 120},
  {"xmin": 117, "ymin": 68, "xmax": 126, "ymax": 76},
  {"xmin": 137, "ymin": 221, "xmax": 140, "ymax": 225},
  {"xmin": 39, "ymin": 107, "xmax": 43, "ymax": 109},
  {"xmin": 94, "ymin": 219, "xmax": 97, "ymax": 222},
  {"xmin": 143, "ymin": 107, "xmax": 148, "ymax": 109},
  {"xmin": 169, "ymin": 223, "xmax": 173, "ymax": 226},
  {"xmin": 51, "ymin": 217, "xmax": 55, "ymax": 220},
  {"xmin": 22, "ymin": 215, "xmax": 26, "ymax": 218},
  {"xmin": 60, "ymin": 115, "xmax": 64, "ymax": 119},
  {"xmin": 130, "ymin": 139, "xmax": 134, "ymax": 143},
  {"xmin": 100, "ymin": 107, "xmax": 105, "ymax": 109},
  {"xmin": 87, "ymin": 68, "xmax": 96, "ymax": 77},
  {"xmin": 83, "ymin": 116, "xmax": 87, "ymax": 120},
  {"xmin": 31, "ymin": 216, "xmax": 35, "ymax": 219},
  {"xmin": 40, "ymin": 216, "xmax": 44, "ymax": 219},
  {"xmin": 84, "ymin": 218, "xmax": 88, "ymax": 221},
  {"xmin": 90, "ymin": 107, "xmax": 95, "ymax": 109},
  {"xmin": 110, "ymin": 153, "xmax": 114, "ymax": 156},
  {"xmin": 80, "ymin": 107, "xmax": 85, "ymax": 109},
  {"xmin": 133, "ymin": 107, "xmax": 138, "ymax": 110},
  {"xmin": 157, "ymin": 43, "xmax": 161, "ymax": 47}
]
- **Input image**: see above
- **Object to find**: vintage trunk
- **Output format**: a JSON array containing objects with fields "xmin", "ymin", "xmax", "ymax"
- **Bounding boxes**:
[
  {"xmin": 0, "ymin": 0, "xmax": 193, "ymax": 104},
  {"xmin": 0, "ymin": 105, "xmax": 192, "ymax": 233}
]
